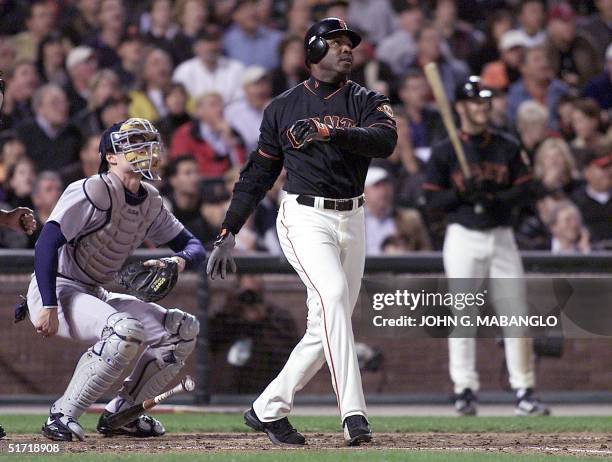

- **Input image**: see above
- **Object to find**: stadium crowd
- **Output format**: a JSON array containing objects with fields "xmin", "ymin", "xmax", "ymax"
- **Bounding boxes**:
[{"xmin": 0, "ymin": 0, "xmax": 610, "ymax": 254}]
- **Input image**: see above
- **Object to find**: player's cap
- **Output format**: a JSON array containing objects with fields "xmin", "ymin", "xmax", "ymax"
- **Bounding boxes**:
[
  {"xmin": 499, "ymin": 30, "xmax": 528, "ymax": 51},
  {"xmin": 242, "ymin": 66, "xmax": 267, "ymax": 86},
  {"xmin": 66, "ymin": 46, "xmax": 95, "ymax": 70},
  {"xmin": 365, "ymin": 166, "xmax": 390, "ymax": 187},
  {"xmin": 547, "ymin": 2, "xmax": 575, "ymax": 22},
  {"xmin": 455, "ymin": 76, "xmax": 493, "ymax": 102},
  {"xmin": 304, "ymin": 17, "xmax": 361, "ymax": 63},
  {"xmin": 98, "ymin": 121, "xmax": 125, "ymax": 173}
]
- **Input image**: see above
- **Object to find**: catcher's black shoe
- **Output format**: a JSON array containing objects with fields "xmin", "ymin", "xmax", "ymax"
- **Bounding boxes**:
[
  {"xmin": 244, "ymin": 408, "xmax": 306, "ymax": 445},
  {"xmin": 42, "ymin": 412, "xmax": 85, "ymax": 441},
  {"xmin": 454, "ymin": 388, "xmax": 478, "ymax": 416},
  {"xmin": 343, "ymin": 415, "xmax": 372, "ymax": 446},
  {"xmin": 515, "ymin": 388, "xmax": 550, "ymax": 416},
  {"xmin": 97, "ymin": 411, "xmax": 165, "ymax": 437},
  {"xmin": 0, "ymin": 424, "xmax": 6, "ymax": 439}
]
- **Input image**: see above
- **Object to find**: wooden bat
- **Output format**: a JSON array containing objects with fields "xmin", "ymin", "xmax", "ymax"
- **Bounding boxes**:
[
  {"xmin": 423, "ymin": 62, "xmax": 471, "ymax": 180},
  {"xmin": 106, "ymin": 376, "xmax": 196, "ymax": 430}
]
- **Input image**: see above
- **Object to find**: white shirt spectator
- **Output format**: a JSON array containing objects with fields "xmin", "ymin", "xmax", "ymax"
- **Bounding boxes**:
[
  {"xmin": 364, "ymin": 211, "xmax": 397, "ymax": 256},
  {"xmin": 225, "ymin": 99, "xmax": 265, "ymax": 153},
  {"xmin": 513, "ymin": 28, "xmax": 547, "ymax": 48},
  {"xmin": 172, "ymin": 56, "xmax": 245, "ymax": 103}
]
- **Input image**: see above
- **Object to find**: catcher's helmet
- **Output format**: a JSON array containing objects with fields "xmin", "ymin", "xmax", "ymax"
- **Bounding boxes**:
[
  {"xmin": 455, "ymin": 76, "xmax": 493, "ymax": 102},
  {"xmin": 304, "ymin": 17, "xmax": 361, "ymax": 65},
  {"xmin": 99, "ymin": 118, "xmax": 162, "ymax": 180}
]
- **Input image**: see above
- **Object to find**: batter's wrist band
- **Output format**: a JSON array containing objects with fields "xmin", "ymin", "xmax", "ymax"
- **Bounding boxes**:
[{"xmin": 43, "ymin": 306, "xmax": 58, "ymax": 310}]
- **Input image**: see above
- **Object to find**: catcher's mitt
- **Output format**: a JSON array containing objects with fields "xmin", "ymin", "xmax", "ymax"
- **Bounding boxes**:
[{"xmin": 116, "ymin": 258, "xmax": 179, "ymax": 302}]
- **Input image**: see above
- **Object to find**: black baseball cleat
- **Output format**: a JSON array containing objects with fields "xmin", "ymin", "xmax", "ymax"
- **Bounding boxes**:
[
  {"xmin": 244, "ymin": 408, "xmax": 306, "ymax": 445},
  {"xmin": 97, "ymin": 411, "xmax": 165, "ymax": 437},
  {"xmin": 343, "ymin": 415, "xmax": 372, "ymax": 446},
  {"xmin": 454, "ymin": 388, "xmax": 478, "ymax": 416},
  {"xmin": 0, "ymin": 424, "xmax": 6, "ymax": 439},
  {"xmin": 42, "ymin": 412, "xmax": 85, "ymax": 441},
  {"xmin": 515, "ymin": 388, "xmax": 550, "ymax": 416}
]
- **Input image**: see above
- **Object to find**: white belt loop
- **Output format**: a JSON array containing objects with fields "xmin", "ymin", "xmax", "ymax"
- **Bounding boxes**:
[{"xmin": 314, "ymin": 196, "xmax": 323, "ymax": 210}]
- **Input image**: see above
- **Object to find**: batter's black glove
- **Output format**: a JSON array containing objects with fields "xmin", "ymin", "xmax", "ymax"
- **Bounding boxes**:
[
  {"xmin": 116, "ymin": 257, "xmax": 179, "ymax": 302},
  {"xmin": 206, "ymin": 229, "xmax": 237, "ymax": 280},
  {"xmin": 288, "ymin": 118, "xmax": 333, "ymax": 148}
]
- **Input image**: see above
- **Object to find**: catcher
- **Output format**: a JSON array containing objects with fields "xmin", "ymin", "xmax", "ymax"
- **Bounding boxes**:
[{"xmin": 25, "ymin": 118, "xmax": 204, "ymax": 442}]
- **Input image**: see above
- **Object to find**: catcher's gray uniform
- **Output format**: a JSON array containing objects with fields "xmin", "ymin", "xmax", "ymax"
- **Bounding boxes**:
[{"xmin": 28, "ymin": 171, "xmax": 200, "ymax": 432}]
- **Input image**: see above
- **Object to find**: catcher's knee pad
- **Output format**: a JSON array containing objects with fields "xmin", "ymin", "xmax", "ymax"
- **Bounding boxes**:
[
  {"xmin": 54, "ymin": 314, "xmax": 145, "ymax": 419},
  {"xmin": 164, "ymin": 308, "xmax": 199, "ymax": 341}
]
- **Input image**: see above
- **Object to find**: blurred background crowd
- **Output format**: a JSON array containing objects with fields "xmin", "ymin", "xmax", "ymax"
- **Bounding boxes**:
[{"xmin": 0, "ymin": 0, "xmax": 610, "ymax": 255}]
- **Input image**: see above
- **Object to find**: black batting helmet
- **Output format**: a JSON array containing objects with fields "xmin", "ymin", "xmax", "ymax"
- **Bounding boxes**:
[
  {"xmin": 455, "ymin": 76, "xmax": 493, "ymax": 102},
  {"xmin": 304, "ymin": 17, "xmax": 361, "ymax": 65}
]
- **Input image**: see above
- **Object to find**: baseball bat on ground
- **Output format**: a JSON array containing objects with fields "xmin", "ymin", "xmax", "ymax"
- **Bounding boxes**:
[
  {"xmin": 105, "ymin": 376, "xmax": 196, "ymax": 430},
  {"xmin": 423, "ymin": 62, "xmax": 471, "ymax": 180}
]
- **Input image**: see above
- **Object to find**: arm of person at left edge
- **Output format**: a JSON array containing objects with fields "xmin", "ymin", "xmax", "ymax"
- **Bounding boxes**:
[
  {"xmin": 331, "ymin": 92, "xmax": 397, "ymax": 158},
  {"xmin": 164, "ymin": 228, "xmax": 206, "ymax": 271}
]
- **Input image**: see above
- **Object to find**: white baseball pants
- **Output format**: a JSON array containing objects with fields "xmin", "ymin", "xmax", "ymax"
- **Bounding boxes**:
[
  {"xmin": 443, "ymin": 223, "xmax": 535, "ymax": 394},
  {"xmin": 253, "ymin": 194, "xmax": 367, "ymax": 422}
]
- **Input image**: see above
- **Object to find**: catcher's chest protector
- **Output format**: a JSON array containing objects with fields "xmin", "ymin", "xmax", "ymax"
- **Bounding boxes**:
[{"xmin": 74, "ymin": 172, "xmax": 163, "ymax": 284}]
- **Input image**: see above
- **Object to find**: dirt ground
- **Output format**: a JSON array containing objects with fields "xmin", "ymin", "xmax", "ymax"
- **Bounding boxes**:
[{"xmin": 2, "ymin": 432, "xmax": 612, "ymax": 457}]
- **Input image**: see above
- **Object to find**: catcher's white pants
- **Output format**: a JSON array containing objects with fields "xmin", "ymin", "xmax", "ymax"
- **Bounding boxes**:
[
  {"xmin": 443, "ymin": 224, "xmax": 535, "ymax": 394},
  {"xmin": 253, "ymin": 194, "xmax": 367, "ymax": 422}
]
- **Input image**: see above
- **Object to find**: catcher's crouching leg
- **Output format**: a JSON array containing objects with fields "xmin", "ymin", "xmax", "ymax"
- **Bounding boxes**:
[
  {"xmin": 98, "ymin": 308, "xmax": 199, "ymax": 437},
  {"xmin": 43, "ymin": 313, "xmax": 145, "ymax": 441}
]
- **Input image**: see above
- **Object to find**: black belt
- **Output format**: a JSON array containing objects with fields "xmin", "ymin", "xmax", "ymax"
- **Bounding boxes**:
[{"xmin": 296, "ymin": 195, "xmax": 364, "ymax": 211}]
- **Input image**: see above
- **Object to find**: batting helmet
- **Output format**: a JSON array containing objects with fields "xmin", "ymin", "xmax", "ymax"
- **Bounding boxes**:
[
  {"xmin": 304, "ymin": 17, "xmax": 361, "ymax": 65},
  {"xmin": 455, "ymin": 76, "xmax": 493, "ymax": 102}
]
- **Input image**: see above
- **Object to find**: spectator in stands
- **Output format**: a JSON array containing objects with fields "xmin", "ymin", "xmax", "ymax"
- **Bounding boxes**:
[
  {"xmin": 223, "ymin": 0, "xmax": 283, "ymax": 70},
  {"xmin": 0, "ymin": 133, "xmax": 26, "ymax": 188},
  {"xmin": 194, "ymin": 178, "xmax": 232, "ymax": 247},
  {"xmin": 489, "ymin": 89, "xmax": 511, "ymax": 131},
  {"xmin": 579, "ymin": 0, "xmax": 612, "ymax": 60},
  {"xmin": 129, "ymin": 48, "xmax": 173, "ymax": 121},
  {"xmin": 88, "ymin": 0, "xmax": 125, "ymax": 68},
  {"xmin": 225, "ymin": 66, "xmax": 271, "ymax": 153},
  {"xmin": 141, "ymin": 0, "xmax": 178, "ymax": 56},
  {"xmin": 571, "ymin": 98, "xmax": 606, "ymax": 152},
  {"xmin": 73, "ymin": 69, "xmax": 121, "ymax": 136},
  {"xmin": 3, "ymin": 157, "xmax": 35, "ymax": 209},
  {"xmin": 173, "ymin": 28, "xmax": 245, "ymax": 103},
  {"xmin": 156, "ymin": 83, "xmax": 191, "ymax": 146},
  {"xmin": 557, "ymin": 94, "xmax": 578, "ymax": 141},
  {"xmin": 1, "ymin": 60, "xmax": 39, "ymax": 128},
  {"xmin": 171, "ymin": 0, "xmax": 208, "ymax": 65},
  {"xmin": 30, "ymin": 170, "xmax": 63, "ymax": 244},
  {"xmin": 114, "ymin": 34, "xmax": 144, "ymax": 89},
  {"xmin": 209, "ymin": 276, "xmax": 299, "ymax": 394},
  {"xmin": 347, "ymin": 0, "xmax": 396, "ymax": 46},
  {"xmin": 583, "ymin": 43, "xmax": 612, "ymax": 111},
  {"xmin": 514, "ymin": 0, "xmax": 547, "ymax": 48},
  {"xmin": 0, "ymin": 36, "xmax": 16, "ymax": 75},
  {"xmin": 60, "ymin": 0, "xmax": 100, "ymax": 45},
  {"xmin": 285, "ymin": 0, "xmax": 311, "ymax": 39},
  {"xmin": 381, "ymin": 234, "xmax": 410, "ymax": 254},
  {"xmin": 545, "ymin": 3, "xmax": 601, "ymax": 89},
  {"xmin": 97, "ymin": 93, "xmax": 130, "ymax": 131},
  {"xmin": 35, "ymin": 33, "xmax": 68, "ymax": 86},
  {"xmin": 16, "ymin": 84, "xmax": 82, "ymax": 172},
  {"xmin": 516, "ymin": 195, "xmax": 563, "ymax": 250},
  {"xmin": 165, "ymin": 154, "xmax": 202, "ymax": 229},
  {"xmin": 407, "ymin": 23, "xmax": 469, "ymax": 103},
  {"xmin": 433, "ymin": 0, "xmax": 483, "ymax": 62},
  {"xmin": 170, "ymin": 92, "xmax": 246, "ymax": 178},
  {"xmin": 506, "ymin": 46, "xmax": 568, "ymax": 129},
  {"xmin": 533, "ymin": 137, "xmax": 580, "ymax": 198},
  {"xmin": 59, "ymin": 134, "xmax": 101, "ymax": 185},
  {"xmin": 64, "ymin": 46, "xmax": 98, "ymax": 116},
  {"xmin": 548, "ymin": 200, "xmax": 590, "ymax": 253},
  {"xmin": 13, "ymin": 0, "xmax": 55, "ymax": 62},
  {"xmin": 376, "ymin": 4, "xmax": 422, "ymax": 77},
  {"xmin": 364, "ymin": 167, "xmax": 396, "ymax": 255},
  {"xmin": 270, "ymin": 34, "xmax": 308, "ymax": 97},
  {"xmin": 516, "ymin": 100, "xmax": 550, "ymax": 164},
  {"xmin": 467, "ymin": 9, "xmax": 513, "ymax": 74},
  {"xmin": 481, "ymin": 30, "xmax": 526, "ymax": 91},
  {"xmin": 394, "ymin": 208, "xmax": 433, "ymax": 251},
  {"xmin": 212, "ymin": 0, "xmax": 241, "ymax": 29},
  {"xmin": 348, "ymin": 32, "xmax": 394, "ymax": 98},
  {"xmin": 571, "ymin": 148, "xmax": 612, "ymax": 249}
]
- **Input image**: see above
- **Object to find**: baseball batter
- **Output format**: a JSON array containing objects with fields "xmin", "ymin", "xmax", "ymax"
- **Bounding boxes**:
[
  {"xmin": 27, "ymin": 118, "xmax": 205, "ymax": 441},
  {"xmin": 207, "ymin": 18, "xmax": 397, "ymax": 446},
  {"xmin": 423, "ymin": 77, "xmax": 549, "ymax": 416}
]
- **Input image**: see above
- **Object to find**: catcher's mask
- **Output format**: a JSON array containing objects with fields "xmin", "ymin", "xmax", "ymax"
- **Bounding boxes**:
[{"xmin": 99, "ymin": 118, "xmax": 163, "ymax": 180}]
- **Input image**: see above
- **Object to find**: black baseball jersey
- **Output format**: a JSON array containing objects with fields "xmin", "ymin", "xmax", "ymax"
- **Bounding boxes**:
[
  {"xmin": 423, "ymin": 130, "xmax": 531, "ymax": 230},
  {"xmin": 222, "ymin": 76, "xmax": 397, "ymax": 234}
]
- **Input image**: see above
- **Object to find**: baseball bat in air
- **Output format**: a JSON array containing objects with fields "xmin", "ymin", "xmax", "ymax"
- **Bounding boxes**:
[
  {"xmin": 105, "ymin": 376, "xmax": 196, "ymax": 430},
  {"xmin": 423, "ymin": 62, "xmax": 471, "ymax": 180}
]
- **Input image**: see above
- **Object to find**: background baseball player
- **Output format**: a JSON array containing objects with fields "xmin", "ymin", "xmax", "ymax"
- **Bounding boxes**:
[
  {"xmin": 423, "ymin": 77, "xmax": 550, "ymax": 416},
  {"xmin": 28, "ymin": 118, "xmax": 205, "ymax": 441},
  {"xmin": 207, "ymin": 18, "xmax": 397, "ymax": 446}
]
